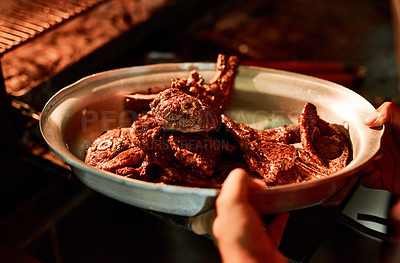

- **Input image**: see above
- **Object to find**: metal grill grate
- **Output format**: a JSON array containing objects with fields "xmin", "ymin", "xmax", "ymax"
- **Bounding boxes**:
[{"xmin": 0, "ymin": 0, "xmax": 108, "ymax": 54}]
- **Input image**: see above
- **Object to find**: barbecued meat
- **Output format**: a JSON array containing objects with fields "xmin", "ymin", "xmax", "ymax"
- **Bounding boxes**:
[
  {"xmin": 221, "ymin": 114, "xmax": 298, "ymax": 183},
  {"xmin": 297, "ymin": 102, "xmax": 350, "ymax": 176},
  {"xmin": 124, "ymin": 54, "xmax": 238, "ymax": 116},
  {"xmin": 171, "ymin": 54, "xmax": 239, "ymax": 114},
  {"xmin": 85, "ymin": 100, "xmax": 350, "ymax": 187},
  {"xmin": 150, "ymin": 88, "xmax": 219, "ymax": 133},
  {"xmin": 84, "ymin": 54, "xmax": 351, "ymax": 188},
  {"xmin": 130, "ymin": 112, "xmax": 238, "ymax": 186},
  {"xmin": 128, "ymin": 83, "xmax": 245, "ymax": 186},
  {"xmin": 86, "ymin": 54, "xmax": 239, "ymax": 188},
  {"xmin": 84, "ymin": 128, "xmax": 152, "ymax": 180},
  {"xmin": 220, "ymin": 102, "xmax": 350, "ymax": 184}
]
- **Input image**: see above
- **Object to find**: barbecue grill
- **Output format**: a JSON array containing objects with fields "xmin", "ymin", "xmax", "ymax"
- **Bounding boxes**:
[
  {"xmin": 0, "ymin": 0, "xmax": 108, "ymax": 54},
  {"xmin": 0, "ymin": 0, "xmax": 111, "ymax": 161},
  {"xmin": 0, "ymin": 0, "xmax": 110, "ymax": 173}
]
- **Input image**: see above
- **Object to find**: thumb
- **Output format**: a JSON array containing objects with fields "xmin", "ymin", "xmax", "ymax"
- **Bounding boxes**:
[{"xmin": 364, "ymin": 102, "xmax": 400, "ymax": 130}]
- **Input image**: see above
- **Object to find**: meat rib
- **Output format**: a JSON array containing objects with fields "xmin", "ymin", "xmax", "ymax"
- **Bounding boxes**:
[
  {"xmin": 221, "ymin": 114, "xmax": 298, "ymax": 183},
  {"xmin": 298, "ymin": 102, "xmax": 350, "ymax": 175},
  {"xmin": 171, "ymin": 54, "xmax": 239, "ymax": 114}
]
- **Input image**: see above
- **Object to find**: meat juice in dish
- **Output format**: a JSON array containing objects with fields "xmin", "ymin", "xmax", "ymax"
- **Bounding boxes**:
[{"xmin": 84, "ymin": 54, "xmax": 351, "ymax": 188}]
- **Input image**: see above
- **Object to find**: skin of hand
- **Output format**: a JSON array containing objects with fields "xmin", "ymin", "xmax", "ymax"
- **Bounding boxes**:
[
  {"xmin": 362, "ymin": 102, "xmax": 400, "ymax": 195},
  {"xmin": 213, "ymin": 168, "xmax": 289, "ymax": 263}
]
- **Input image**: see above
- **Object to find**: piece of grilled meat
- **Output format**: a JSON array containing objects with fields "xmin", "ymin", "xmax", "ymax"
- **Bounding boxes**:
[
  {"xmin": 84, "ymin": 127, "xmax": 151, "ymax": 180},
  {"xmin": 220, "ymin": 114, "xmax": 298, "ymax": 183},
  {"xmin": 171, "ymin": 54, "xmax": 239, "ymax": 114},
  {"xmin": 220, "ymin": 102, "xmax": 350, "ymax": 184},
  {"xmin": 297, "ymin": 102, "xmax": 350, "ymax": 176},
  {"xmin": 150, "ymin": 88, "xmax": 219, "ymax": 133}
]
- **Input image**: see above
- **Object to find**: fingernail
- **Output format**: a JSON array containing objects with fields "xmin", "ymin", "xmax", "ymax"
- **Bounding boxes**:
[{"xmin": 364, "ymin": 111, "xmax": 379, "ymax": 125}]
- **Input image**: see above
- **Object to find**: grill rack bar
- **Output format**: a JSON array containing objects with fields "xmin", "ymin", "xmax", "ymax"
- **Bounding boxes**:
[{"xmin": 0, "ymin": 0, "xmax": 109, "ymax": 54}]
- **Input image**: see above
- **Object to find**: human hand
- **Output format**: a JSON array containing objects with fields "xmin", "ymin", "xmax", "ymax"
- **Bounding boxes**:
[
  {"xmin": 213, "ymin": 168, "xmax": 289, "ymax": 263},
  {"xmin": 361, "ymin": 102, "xmax": 400, "ymax": 195},
  {"xmin": 364, "ymin": 102, "xmax": 400, "ymax": 130}
]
